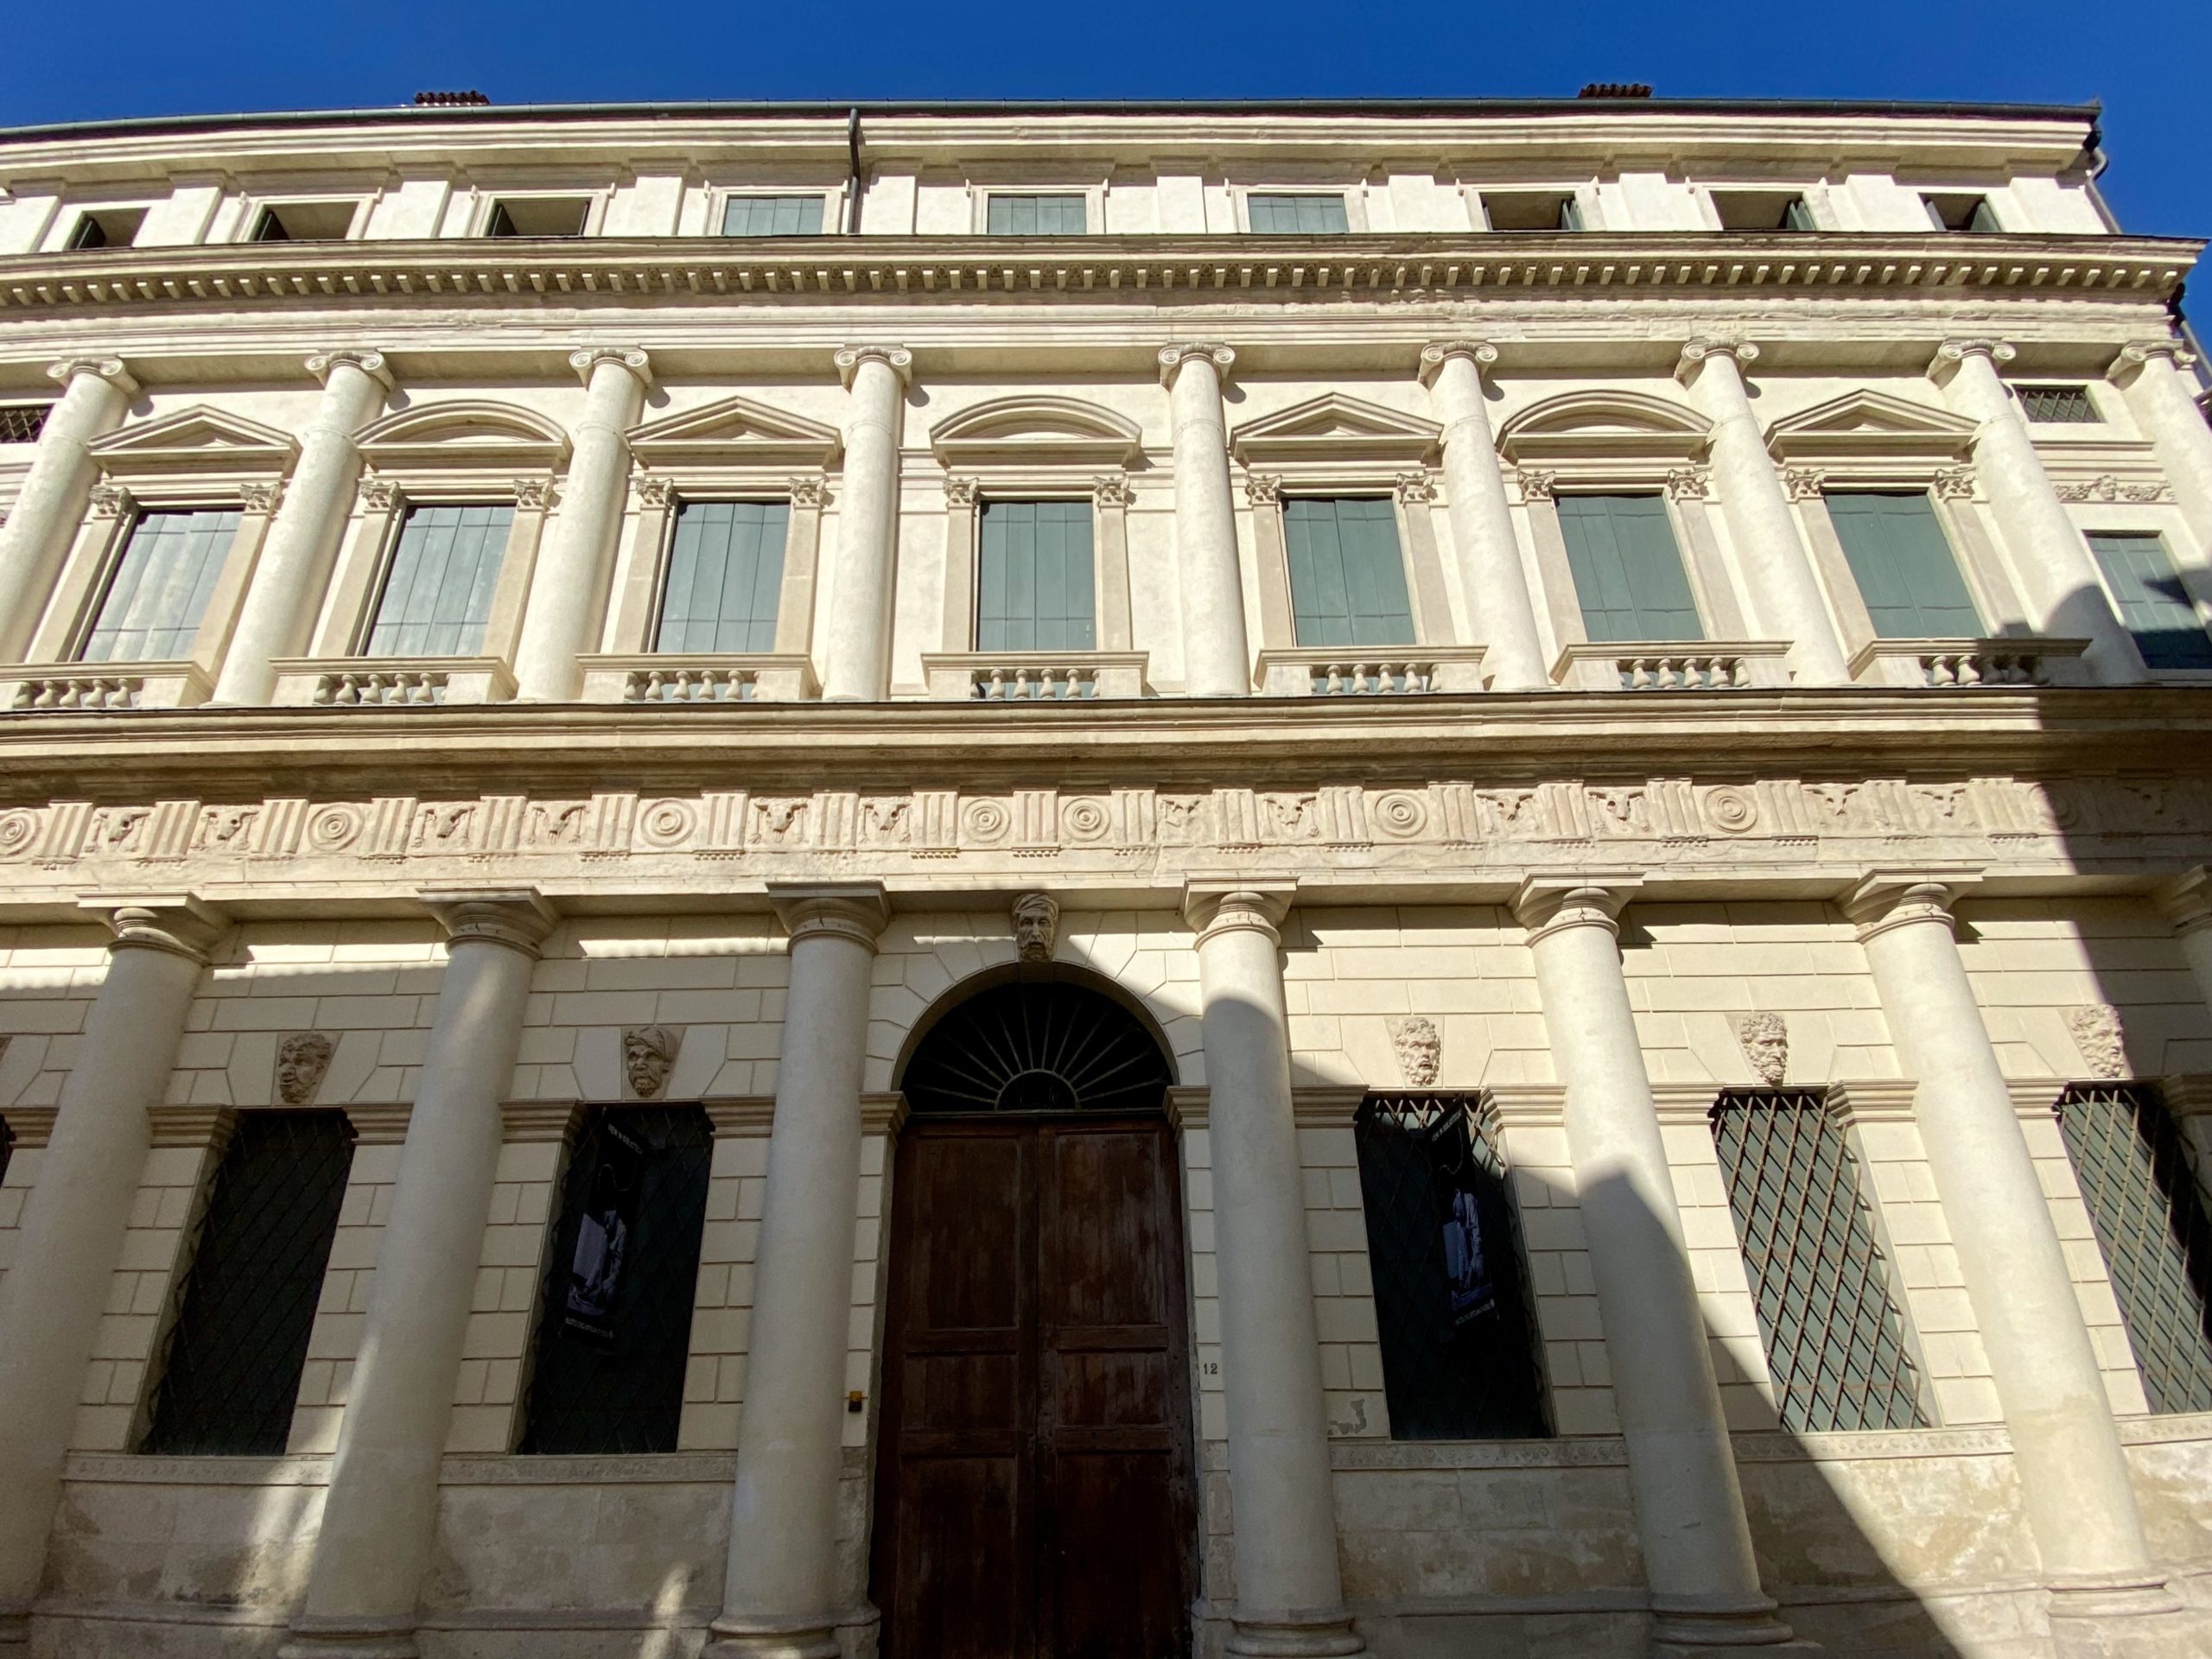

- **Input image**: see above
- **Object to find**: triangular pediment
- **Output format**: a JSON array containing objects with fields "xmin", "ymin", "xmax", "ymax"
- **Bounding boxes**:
[
  {"xmin": 1766, "ymin": 391, "xmax": 1979, "ymax": 461},
  {"xmin": 1230, "ymin": 394, "xmax": 1442, "ymax": 466},
  {"xmin": 89, "ymin": 406, "xmax": 298, "ymax": 478},
  {"xmin": 1497, "ymin": 391, "xmax": 1711, "ymax": 464},
  {"xmin": 930, "ymin": 396, "xmax": 1142, "ymax": 467},
  {"xmin": 627, "ymin": 395, "xmax": 842, "ymax": 469},
  {"xmin": 354, "ymin": 400, "xmax": 571, "ymax": 470}
]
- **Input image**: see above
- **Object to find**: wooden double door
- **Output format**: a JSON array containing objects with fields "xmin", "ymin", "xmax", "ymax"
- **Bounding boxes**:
[{"xmin": 872, "ymin": 1113, "xmax": 1198, "ymax": 1659}]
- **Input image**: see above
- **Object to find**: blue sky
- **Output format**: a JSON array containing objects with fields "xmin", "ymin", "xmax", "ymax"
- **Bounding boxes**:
[{"xmin": 4, "ymin": 1, "xmax": 2206, "ymax": 255}]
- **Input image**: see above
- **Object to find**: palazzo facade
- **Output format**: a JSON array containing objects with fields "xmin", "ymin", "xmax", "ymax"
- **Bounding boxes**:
[{"xmin": 2, "ymin": 95, "xmax": 2212, "ymax": 1659}]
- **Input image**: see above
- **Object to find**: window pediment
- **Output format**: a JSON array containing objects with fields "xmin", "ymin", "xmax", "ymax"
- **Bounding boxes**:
[
  {"xmin": 929, "ymin": 396, "xmax": 1142, "ymax": 469},
  {"xmin": 1497, "ymin": 391, "xmax": 1710, "ymax": 466},
  {"xmin": 1230, "ymin": 394, "xmax": 1441, "ymax": 468},
  {"xmin": 88, "ymin": 405, "xmax": 299, "ymax": 480},
  {"xmin": 354, "ymin": 400, "xmax": 571, "ymax": 472},
  {"xmin": 626, "ymin": 395, "xmax": 842, "ymax": 471},
  {"xmin": 1765, "ymin": 391, "xmax": 1978, "ymax": 463}
]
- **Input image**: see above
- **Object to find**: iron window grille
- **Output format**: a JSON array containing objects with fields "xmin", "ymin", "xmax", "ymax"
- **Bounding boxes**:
[
  {"xmin": 141, "ymin": 1109, "xmax": 356, "ymax": 1455},
  {"xmin": 0, "ymin": 404, "xmax": 52, "ymax": 443},
  {"xmin": 900, "ymin": 980, "xmax": 1172, "ymax": 1116},
  {"xmin": 2054, "ymin": 1083, "xmax": 2212, "ymax": 1414},
  {"xmin": 518, "ymin": 1104, "xmax": 713, "ymax": 1454},
  {"xmin": 2018, "ymin": 385, "xmax": 2101, "ymax": 424},
  {"xmin": 1709, "ymin": 1090, "xmax": 1927, "ymax": 1433},
  {"xmin": 1352, "ymin": 1094, "xmax": 1549, "ymax": 1440}
]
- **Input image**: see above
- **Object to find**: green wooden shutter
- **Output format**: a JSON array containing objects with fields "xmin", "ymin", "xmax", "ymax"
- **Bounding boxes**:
[
  {"xmin": 657, "ymin": 500, "xmax": 790, "ymax": 653},
  {"xmin": 79, "ymin": 508, "xmax": 240, "ymax": 663},
  {"xmin": 366, "ymin": 504, "xmax": 513, "ymax": 657},
  {"xmin": 986, "ymin": 195, "xmax": 1087, "ymax": 234},
  {"xmin": 1283, "ymin": 497, "xmax": 1416, "ymax": 648},
  {"xmin": 2088, "ymin": 532, "xmax": 2212, "ymax": 669},
  {"xmin": 1248, "ymin": 194, "xmax": 1349, "ymax": 233},
  {"xmin": 1555, "ymin": 494, "xmax": 1702, "ymax": 643},
  {"xmin": 721, "ymin": 195, "xmax": 824, "ymax": 236},
  {"xmin": 977, "ymin": 500, "xmax": 1096, "ymax": 652},
  {"xmin": 1825, "ymin": 493, "xmax": 1981, "ymax": 639}
]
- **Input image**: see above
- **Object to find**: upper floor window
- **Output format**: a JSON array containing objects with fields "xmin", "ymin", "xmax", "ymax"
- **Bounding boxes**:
[
  {"xmin": 657, "ymin": 499, "xmax": 789, "ymax": 652},
  {"xmin": 0, "ymin": 404, "xmax": 51, "ymax": 444},
  {"xmin": 1556, "ymin": 493, "xmax": 1701, "ymax": 642},
  {"xmin": 249, "ymin": 200, "xmax": 359, "ymax": 242},
  {"xmin": 1285, "ymin": 496, "xmax": 1414, "ymax": 647},
  {"xmin": 721, "ymin": 194, "xmax": 825, "ymax": 237},
  {"xmin": 2088, "ymin": 532, "xmax": 2212, "ymax": 671},
  {"xmin": 365, "ymin": 503, "xmax": 513, "ymax": 656},
  {"xmin": 65, "ymin": 207, "xmax": 146, "ymax": 251},
  {"xmin": 977, "ymin": 499, "xmax": 1096, "ymax": 651},
  {"xmin": 485, "ymin": 197, "xmax": 590, "ymax": 238},
  {"xmin": 1826, "ymin": 492, "xmax": 1982, "ymax": 639},
  {"xmin": 1712, "ymin": 191, "xmax": 1816, "ymax": 232},
  {"xmin": 1247, "ymin": 193, "xmax": 1351, "ymax": 234},
  {"xmin": 79, "ymin": 507, "xmax": 240, "ymax": 663},
  {"xmin": 2018, "ymin": 384, "xmax": 2101, "ymax": 424},
  {"xmin": 1481, "ymin": 191, "xmax": 1582, "ymax": 232},
  {"xmin": 985, "ymin": 194, "xmax": 1087, "ymax": 235},
  {"xmin": 1924, "ymin": 194, "xmax": 2003, "ymax": 233}
]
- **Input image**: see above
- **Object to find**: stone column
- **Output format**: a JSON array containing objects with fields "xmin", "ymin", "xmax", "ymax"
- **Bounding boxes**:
[
  {"xmin": 1931, "ymin": 339, "xmax": 2141, "ymax": 683},
  {"xmin": 1418, "ymin": 341, "xmax": 1548, "ymax": 690},
  {"xmin": 1160, "ymin": 344, "xmax": 1252, "ymax": 697},
  {"xmin": 2109, "ymin": 340, "xmax": 2212, "ymax": 538},
  {"xmin": 2154, "ymin": 867, "xmax": 2212, "ymax": 1176},
  {"xmin": 213, "ymin": 351, "xmax": 393, "ymax": 704},
  {"xmin": 0, "ymin": 358, "xmax": 137, "ymax": 661},
  {"xmin": 512, "ymin": 347, "xmax": 652, "ymax": 702},
  {"xmin": 1678, "ymin": 340, "xmax": 1851, "ymax": 685},
  {"xmin": 0, "ymin": 895, "xmax": 225, "ymax": 1649},
  {"xmin": 819, "ymin": 346, "xmax": 912, "ymax": 702},
  {"xmin": 283, "ymin": 890, "xmax": 553, "ymax": 1659},
  {"xmin": 1845, "ymin": 873, "xmax": 2180, "ymax": 1647},
  {"xmin": 1512, "ymin": 877, "xmax": 1804, "ymax": 1654},
  {"xmin": 1183, "ymin": 881, "xmax": 1365, "ymax": 1657},
  {"xmin": 707, "ymin": 884, "xmax": 891, "ymax": 1659}
]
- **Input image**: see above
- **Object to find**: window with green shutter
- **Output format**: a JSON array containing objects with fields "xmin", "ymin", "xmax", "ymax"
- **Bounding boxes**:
[
  {"xmin": 657, "ymin": 500, "xmax": 789, "ymax": 653},
  {"xmin": 1247, "ymin": 194, "xmax": 1351, "ymax": 234},
  {"xmin": 976, "ymin": 499, "xmax": 1096, "ymax": 652},
  {"xmin": 2088, "ymin": 532, "xmax": 2212, "ymax": 670},
  {"xmin": 1825, "ymin": 492, "xmax": 1982, "ymax": 639},
  {"xmin": 721, "ymin": 195, "xmax": 824, "ymax": 237},
  {"xmin": 1555, "ymin": 493, "xmax": 1702, "ymax": 642},
  {"xmin": 1282, "ymin": 497, "xmax": 1415, "ymax": 648},
  {"xmin": 365, "ymin": 504, "xmax": 513, "ymax": 657},
  {"xmin": 984, "ymin": 194, "xmax": 1087, "ymax": 235},
  {"xmin": 79, "ymin": 508, "xmax": 241, "ymax": 663}
]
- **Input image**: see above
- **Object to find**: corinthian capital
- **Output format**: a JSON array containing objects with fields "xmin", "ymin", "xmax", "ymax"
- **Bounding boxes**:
[{"xmin": 1158, "ymin": 342, "xmax": 1236, "ymax": 390}]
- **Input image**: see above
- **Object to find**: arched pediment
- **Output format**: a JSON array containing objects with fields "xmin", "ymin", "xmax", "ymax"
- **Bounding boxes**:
[
  {"xmin": 1764, "ymin": 390, "xmax": 1980, "ymax": 463},
  {"xmin": 354, "ymin": 400, "xmax": 571, "ymax": 470},
  {"xmin": 88, "ymin": 405, "xmax": 298, "ymax": 478},
  {"xmin": 929, "ymin": 396, "xmax": 1143, "ymax": 468},
  {"xmin": 1230, "ymin": 393, "xmax": 1441, "ymax": 467},
  {"xmin": 626, "ymin": 395, "xmax": 842, "ymax": 469},
  {"xmin": 1497, "ymin": 391, "xmax": 1711, "ymax": 464}
]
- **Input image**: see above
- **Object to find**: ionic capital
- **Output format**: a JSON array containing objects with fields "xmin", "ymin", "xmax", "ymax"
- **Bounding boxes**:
[
  {"xmin": 80, "ymin": 893, "xmax": 230, "ymax": 963},
  {"xmin": 769, "ymin": 881, "xmax": 892, "ymax": 951},
  {"xmin": 47, "ymin": 356, "xmax": 137, "ymax": 398},
  {"xmin": 834, "ymin": 344, "xmax": 913, "ymax": 390},
  {"xmin": 1840, "ymin": 868, "xmax": 1983, "ymax": 943},
  {"xmin": 421, "ymin": 887, "xmax": 559, "ymax": 956},
  {"xmin": 1183, "ymin": 879, "xmax": 1294, "ymax": 945},
  {"xmin": 305, "ymin": 349, "xmax": 394, "ymax": 391},
  {"xmin": 570, "ymin": 346, "xmax": 652, "ymax": 388},
  {"xmin": 2107, "ymin": 339, "xmax": 2197, "ymax": 386},
  {"xmin": 1676, "ymin": 336, "xmax": 1759, "ymax": 386},
  {"xmin": 1511, "ymin": 874, "xmax": 1642, "ymax": 942},
  {"xmin": 2153, "ymin": 867, "xmax": 2212, "ymax": 938},
  {"xmin": 1417, "ymin": 339, "xmax": 1497, "ymax": 387},
  {"xmin": 1929, "ymin": 338, "xmax": 2016, "ymax": 382},
  {"xmin": 1158, "ymin": 342, "xmax": 1236, "ymax": 390}
]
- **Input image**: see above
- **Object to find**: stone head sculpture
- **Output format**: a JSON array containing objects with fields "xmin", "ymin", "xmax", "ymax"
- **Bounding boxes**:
[
  {"xmin": 1012, "ymin": 893, "xmax": 1059, "ymax": 963},
  {"xmin": 2065, "ymin": 1005, "xmax": 2127, "ymax": 1082},
  {"xmin": 1390, "ymin": 1015, "xmax": 1442, "ymax": 1088},
  {"xmin": 275, "ymin": 1031, "xmax": 335, "ymax": 1106},
  {"xmin": 1732, "ymin": 1012, "xmax": 1789, "ymax": 1087},
  {"xmin": 622, "ymin": 1025, "xmax": 681, "ymax": 1100}
]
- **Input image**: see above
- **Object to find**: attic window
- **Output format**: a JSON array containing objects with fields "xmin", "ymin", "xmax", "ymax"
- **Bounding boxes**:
[
  {"xmin": 485, "ymin": 198, "xmax": 590, "ymax": 238},
  {"xmin": 64, "ymin": 207, "xmax": 146, "ymax": 251},
  {"xmin": 1712, "ymin": 192, "xmax": 1816, "ymax": 232},
  {"xmin": 1482, "ymin": 192, "xmax": 1583, "ymax": 232},
  {"xmin": 1924, "ymin": 194, "xmax": 2003, "ymax": 233},
  {"xmin": 250, "ymin": 200, "xmax": 359, "ymax": 242},
  {"xmin": 0, "ymin": 404, "xmax": 52, "ymax": 443},
  {"xmin": 2018, "ymin": 385, "xmax": 2101, "ymax": 424}
]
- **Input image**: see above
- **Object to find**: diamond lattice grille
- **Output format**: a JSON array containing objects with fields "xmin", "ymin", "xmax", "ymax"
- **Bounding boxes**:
[
  {"xmin": 143, "ymin": 1110, "xmax": 355, "ymax": 1455},
  {"xmin": 1710, "ymin": 1091, "xmax": 1928, "ymax": 1433},
  {"xmin": 2055, "ymin": 1084, "xmax": 2212, "ymax": 1414}
]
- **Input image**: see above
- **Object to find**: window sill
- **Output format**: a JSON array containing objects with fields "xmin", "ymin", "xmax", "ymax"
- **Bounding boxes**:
[
  {"xmin": 921, "ymin": 651, "xmax": 1147, "ymax": 701},
  {"xmin": 578, "ymin": 652, "xmax": 818, "ymax": 703},
  {"xmin": 1846, "ymin": 637, "xmax": 2093, "ymax": 689},
  {"xmin": 1254, "ymin": 645, "xmax": 1490, "ymax": 696},
  {"xmin": 2, "ymin": 659, "xmax": 210, "ymax": 711},
  {"xmin": 1550, "ymin": 641, "xmax": 1791, "ymax": 691},
  {"xmin": 269, "ymin": 655, "xmax": 515, "ymax": 708}
]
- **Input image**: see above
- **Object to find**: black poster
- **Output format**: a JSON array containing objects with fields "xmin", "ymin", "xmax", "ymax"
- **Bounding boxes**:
[{"xmin": 563, "ymin": 1117, "xmax": 646, "ymax": 1343}]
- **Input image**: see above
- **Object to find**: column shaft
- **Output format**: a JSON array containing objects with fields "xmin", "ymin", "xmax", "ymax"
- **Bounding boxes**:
[
  {"xmin": 1935, "ymin": 341, "xmax": 2141, "ymax": 683},
  {"xmin": 819, "ymin": 347, "xmax": 911, "ymax": 702},
  {"xmin": 0, "ymin": 359, "xmax": 136, "ymax": 661},
  {"xmin": 709, "ymin": 886, "xmax": 887, "ymax": 1659},
  {"xmin": 2111, "ymin": 343, "xmax": 2212, "ymax": 541},
  {"xmin": 1420, "ymin": 343, "xmax": 1548, "ymax": 690},
  {"xmin": 1185, "ymin": 884, "xmax": 1363, "ymax": 1657},
  {"xmin": 286, "ymin": 893, "xmax": 550, "ymax": 1658},
  {"xmin": 2155, "ymin": 869, "xmax": 2212, "ymax": 1210},
  {"xmin": 213, "ymin": 353, "xmax": 391, "ymax": 704},
  {"xmin": 0, "ymin": 899, "xmax": 220, "ymax": 1645},
  {"xmin": 512, "ymin": 349, "xmax": 651, "ymax": 701},
  {"xmin": 1161, "ymin": 345, "xmax": 1252, "ymax": 697},
  {"xmin": 1680, "ymin": 342, "xmax": 1850, "ymax": 684}
]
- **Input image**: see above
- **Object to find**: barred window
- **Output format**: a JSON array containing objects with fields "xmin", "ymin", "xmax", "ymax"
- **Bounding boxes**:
[
  {"xmin": 519, "ymin": 1105, "xmax": 713, "ymax": 1454},
  {"xmin": 0, "ymin": 404, "xmax": 51, "ymax": 443},
  {"xmin": 2055, "ymin": 1084, "xmax": 2212, "ymax": 1414},
  {"xmin": 1710, "ymin": 1091, "xmax": 1927, "ymax": 1432},
  {"xmin": 1352, "ymin": 1095, "xmax": 1548, "ymax": 1439},
  {"xmin": 142, "ymin": 1111, "xmax": 356, "ymax": 1455},
  {"xmin": 2018, "ymin": 384, "xmax": 2100, "ymax": 424}
]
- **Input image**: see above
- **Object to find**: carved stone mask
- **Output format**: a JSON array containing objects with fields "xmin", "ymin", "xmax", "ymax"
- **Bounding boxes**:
[
  {"xmin": 1012, "ymin": 893, "xmax": 1058, "ymax": 963},
  {"xmin": 275, "ymin": 1031, "xmax": 335, "ymax": 1106},
  {"xmin": 623, "ymin": 1025, "xmax": 681, "ymax": 1100},
  {"xmin": 1390, "ymin": 1015, "xmax": 1441, "ymax": 1088},
  {"xmin": 1733, "ymin": 1012, "xmax": 1789, "ymax": 1087},
  {"xmin": 2066, "ymin": 1005, "xmax": 2127, "ymax": 1082}
]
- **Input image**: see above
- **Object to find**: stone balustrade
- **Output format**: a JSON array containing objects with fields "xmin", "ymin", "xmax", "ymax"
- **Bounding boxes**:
[
  {"xmin": 270, "ymin": 656, "xmax": 517, "ymax": 709},
  {"xmin": 2, "ymin": 662, "xmax": 209, "ymax": 710},
  {"xmin": 1551, "ymin": 640, "xmax": 1794, "ymax": 692},
  {"xmin": 920, "ymin": 651, "xmax": 1148, "ymax": 702},
  {"xmin": 1847, "ymin": 637, "xmax": 2095, "ymax": 689},
  {"xmin": 1255, "ymin": 645, "xmax": 1489, "ymax": 697},
  {"xmin": 578, "ymin": 652, "xmax": 820, "ymax": 704}
]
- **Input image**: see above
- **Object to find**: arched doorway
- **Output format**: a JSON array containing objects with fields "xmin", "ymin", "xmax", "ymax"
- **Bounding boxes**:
[{"xmin": 872, "ymin": 969, "xmax": 1198, "ymax": 1658}]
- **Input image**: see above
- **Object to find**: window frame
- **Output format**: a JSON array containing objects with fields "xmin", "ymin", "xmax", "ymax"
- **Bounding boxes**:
[
  {"xmin": 2016, "ymin": 383, "xmax": 2104, "ymax": 425},
  {"xmin": 357, "ymin": 500, "xmax": 521, "ymax": 660},
  {"xmin": 1477, "ymin": 189, "xmax": 1586, "ymax": 232},
  {"xmin": 1237, "ymin": 188, "xmax": 1361, "ymax": 234},
  {"xmin": 1550, "ymin": 489, "xmax": 1710, "ymax": 645},
  {"xmin": 238, "ymin": 196, "xmax": 367, "ymax": 244},
  {"xmin": 1821, "ymin": 487, "xmax": 1987, "ymax": 642},
  {"xmin": 474, "ymin": 189, "xmax": 606, "ymax": 238},
  {"xmin": 1278, "ymin": 493, "xmax": 1421, "ymax": 651},
  {"xmin": 649, "ymin": 495, "xmax": 797, "ymax": 656},
  {"xmin": 2082, "ymin": 528, "xmax": 2212, "ymax": 673},
  {"xmin": 1707, "ymin": 188, "xmax": 1822, "ymax": 232},
  {"xmin": 1923, "ymin": 193, "xmax": 2005, "ymax": 234},
  {"xmin": 968, "ymin": 493, "xmax": 1103, "ymax": 653},
  {"xmin": 715, "ymin": 193, "xmax": 832, "ymax": 238},
  {"xmin": 0, "ymin": 403, "xmax": 54, "ymax": 445},
  {"xmin": 967, "ymin": 184, "xmax": 1102, "ymax": 236},
  {"xmin": 73, "ymin": 504, "xmax": 248, "ymax": 665},
  {"xmin": 55, "ymin": 204, "xmax": 150, "ymax": 251}
]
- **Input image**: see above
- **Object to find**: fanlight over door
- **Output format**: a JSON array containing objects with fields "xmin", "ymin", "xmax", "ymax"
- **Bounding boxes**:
[{"xmin": 899, "ymin": 978, "xmax": 1172, "ymax": 1116}]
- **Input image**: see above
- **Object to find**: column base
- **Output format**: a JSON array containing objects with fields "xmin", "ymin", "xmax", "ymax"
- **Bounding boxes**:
[
  {"xmin": 2047, "ymin": 1569, "xmax": 2193, "ymax": 1659},
  {"xmin": 1650, "ymin": 1593, "xmax": 1816, "ymax": 1653},
  {"xmin": 276, "ymin": 1612, "xmax": 421, "ymax": 1659},
  {"xmin": 1225, "ymin": 1611, "xmax": 1369, "ymax": 1656},
  {"xmin": 702, "ymin": 1610, "xmax": 845, "ymax": 1659}
]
